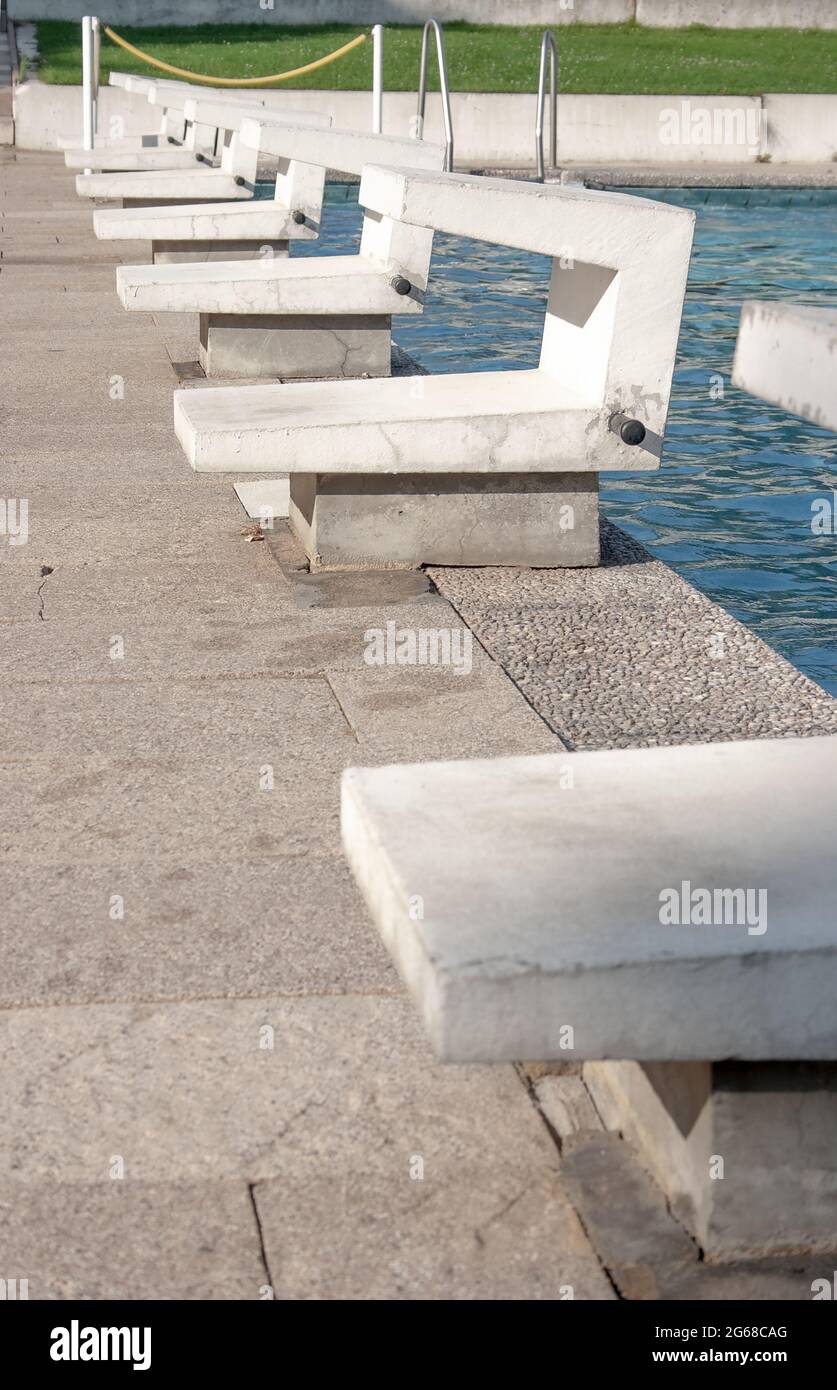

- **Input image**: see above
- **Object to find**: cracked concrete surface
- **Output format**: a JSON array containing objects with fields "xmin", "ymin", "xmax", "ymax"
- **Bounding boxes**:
[{"xmin": 35, "ymin": 563, "xmax": 52, "ymax": 620}]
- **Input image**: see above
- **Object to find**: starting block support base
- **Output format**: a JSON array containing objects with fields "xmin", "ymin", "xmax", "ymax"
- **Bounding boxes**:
[{"xmin": 289, "ymin": 471, "xmax": 600, "ymax": 570}]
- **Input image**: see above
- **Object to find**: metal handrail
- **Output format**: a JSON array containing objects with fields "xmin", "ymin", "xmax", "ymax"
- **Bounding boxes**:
[
  {"xmin": 535, "ymin": 29, "xmax": 557, "ymax": 182},
  {"xmin": 415, "ymin": 18, "xmax": 454, "ymax": 172}
]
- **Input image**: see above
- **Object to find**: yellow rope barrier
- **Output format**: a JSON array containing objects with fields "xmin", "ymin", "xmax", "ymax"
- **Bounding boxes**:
[{"xmin": 101, "ymin": 25, "xmax": 367, "ymax": 87}]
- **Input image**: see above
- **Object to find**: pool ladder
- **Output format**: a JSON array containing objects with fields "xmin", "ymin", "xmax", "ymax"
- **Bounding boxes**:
[
  {"xmin": 535, "ymin": 28, "xmax": 558, "ymax": 181},
  {"xmin": 414, "ymin": 18, "xmax": 454, "ymax": 172}
]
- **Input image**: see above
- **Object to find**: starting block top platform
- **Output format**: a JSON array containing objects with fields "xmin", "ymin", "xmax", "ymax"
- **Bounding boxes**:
[{"xmin": 341, "ymin": 735, "xmax": 837, "ymax": 1062}]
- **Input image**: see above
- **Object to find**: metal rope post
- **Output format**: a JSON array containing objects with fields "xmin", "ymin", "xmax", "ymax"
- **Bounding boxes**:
[
  {"xmin": 92, "ymin": 16, "xmax": 100, "ymax": 137},
  {"xmin": 372, "ymin": 24, "xmax": 384, "ymax": 134},
  {"xmin": 81, "ymin": 15, "xmax": 95, "ymax": 167}
]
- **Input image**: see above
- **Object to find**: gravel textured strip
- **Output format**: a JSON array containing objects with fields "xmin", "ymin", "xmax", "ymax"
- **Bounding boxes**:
[{"xmin": 429, "ymin": 520, "xmax": 837, "ymax": 751}]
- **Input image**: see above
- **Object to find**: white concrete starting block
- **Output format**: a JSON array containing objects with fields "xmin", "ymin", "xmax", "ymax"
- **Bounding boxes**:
[
  {"xmin": 58, "ymin": 73, "xmax": 186, "ymax": 152},
  {"xmin": 341, "ymin": 733, "xmax": 837, "ymax": 1257},
  {"xmin": 64, "ymin": 76, "xmax": 220, "ymax": 170},
  {"xmin": 173, "ymin": 165, "xmax": 694, "ymax": 568},
  {"xmin": 62, "ymin": 75, "xmax": 302, "ymax": 170},
  {"xmin": 92, "ymin": 100, "xmax": 331, "ymax": 264},
  {"xmin": 733, "ymin": 301, "xmax": 837, "ymax": 433},
  {"xmin": 73, "ymin": 85, "xmax": 315, "ymax": 207},
  {"xmin": 61, "ymin": 75, "xmax": 189, "ymax": 162},
  {"xmin": 116, "ymin": 122, "xmax": 446, "ymax": 379}
]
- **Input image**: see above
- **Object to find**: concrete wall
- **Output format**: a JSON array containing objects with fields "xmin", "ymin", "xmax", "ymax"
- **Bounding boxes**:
[
  {"xmin": 7, "ymin": 0, "xmax": 837, "ymax": 27},
  {"xmin": 636, "ymin": 0, "xmax": 836, "ymax": 26},
  {"xmin": 7, "ymin": 2, "xmax": 632, "ymax": 23},
  {"xmin": 17, "ymin": 81, "xmax": 831, "ymax": 164},
  {"xmin": 762, "ymin": 93, "xmax": 837, "ymax": 161}
]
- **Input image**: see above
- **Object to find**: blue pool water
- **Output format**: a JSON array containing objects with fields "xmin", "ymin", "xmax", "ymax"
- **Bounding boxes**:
[{"xmin": 288, "ymin": 183, "xmax": 837, "ymax": 696}]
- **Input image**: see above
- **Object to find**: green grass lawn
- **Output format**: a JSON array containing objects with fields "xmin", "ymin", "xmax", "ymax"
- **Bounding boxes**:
[{"xmin": 34, "ymin": 20, "xmax": 837, "ymax": 94}]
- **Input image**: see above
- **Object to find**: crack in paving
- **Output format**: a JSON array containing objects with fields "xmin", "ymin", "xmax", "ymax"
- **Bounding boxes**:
[
  {"xmin": 472, "ymin": 1184, "xmax": 530, "ymax": 1247},
  {"xmin": 36, "ymin": 564, "xmax": 54, "ymax": 621},
  {"xmin": 247, "ymin": 1182, "xmax": 274, "ymax": 1297},
  {"xmin": 323, "ymin": 671, "xmax": 361, "ymax": 743}
]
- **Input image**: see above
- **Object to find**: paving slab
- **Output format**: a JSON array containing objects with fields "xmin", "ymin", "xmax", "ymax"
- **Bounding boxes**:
[
  {"xmin": 0, "ymin": 674, "xmax": 355, "ymax": 767},
  {"xmin": 2, "ymin": 475, "xmax": 233, "ymax": 521},
  {"xmin": 0, "ymin": 602, "xmax": 456, "ymax": 680},
  {"xmin": 327, "ymin": 664, "xmax": 558, "ymax": 763},
  {"xmin": 0, "ymin": 324, "xmax": 166, "ymax": 354},
  {"xmin": 0, "ymin": 857, "xmax": 398, "ymax": 1009},
  {"xmin": 0, "ymin": 576, "xmax": 41, "ymax": 623},
  {"xmin": 0, "ymin": 553, "xmax": 297, "ymax": 625},
  {"xmin": 3, "ymin": 364, "xmax": 179, "ymax": 417},
  {"xmin": 0, "ymin": 994, "xmax": 612, "ymax": 1299},
  {"xmin": 0, "ymin": 759, "xmax": 346, "ymax": 865},
  {"xmin": 0, "ymin": 995, "xmax": 537, "ymax": 1181},
  {"xmin": 1, "ymin": 247, "xmax": 138, "ymax": 266},
  {"xmin": 254, "ymin": 1161, "xmax": 609, "ymax": 1301},
  {"xmin": 0, "ymin": 497, "xmax": 250, "ymax": 573},
  {"xmin": 0, "ymin": 1181, "xmax": 267, "ymax": 1300}
]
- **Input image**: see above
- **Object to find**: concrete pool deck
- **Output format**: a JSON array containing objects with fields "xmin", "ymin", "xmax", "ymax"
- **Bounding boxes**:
[
  {"xmin": 282, "ymin": 162, "xmax": 837, "ymax": 191},
  {"xmin": 2, "ymin": 151, "xmax": 836, "ymax": 1300},
  {"xmin": 548, "ymin": 163, "xmax": 837, "ymax": 189}
]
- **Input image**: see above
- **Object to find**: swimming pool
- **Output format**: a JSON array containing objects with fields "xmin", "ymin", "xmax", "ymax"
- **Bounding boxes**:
[{"xmin": 291, "ymin": 183, "xmax": 837, "ymax": 697}]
